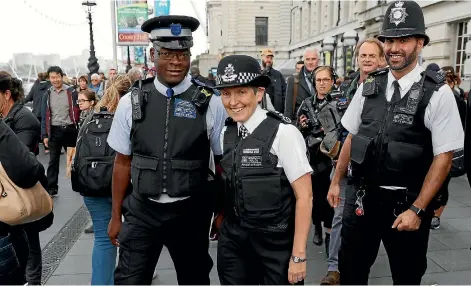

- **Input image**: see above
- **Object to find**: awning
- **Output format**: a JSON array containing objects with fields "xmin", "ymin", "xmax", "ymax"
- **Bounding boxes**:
[{"xmin": 274, "ymin": 58, "xmax": 298, "ymax": 77}]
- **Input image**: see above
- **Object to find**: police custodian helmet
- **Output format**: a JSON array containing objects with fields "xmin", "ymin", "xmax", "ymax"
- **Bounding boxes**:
[
  {"xmin": 377, "ymin": 0, "xmax": 430, "ymax": 46},
  {"xmin": 141, "ymin": 15, "xmax": 200, "ymax": 50},
  {"xmin": 214, "ymin": 55, "xmax": 271, "ymax": 89}
]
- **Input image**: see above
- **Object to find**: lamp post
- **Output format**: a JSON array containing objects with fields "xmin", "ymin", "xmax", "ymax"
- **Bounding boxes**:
[
  {"xmin": 321, "ymin": 36, "xmax": 336, "ymax": 67},
  {"xmin": 82, "ymin": 0, "xmax": 100, "ymax": 76},
  {"xmin": 342, "ymin": 30, "xmax": 359, "ymax": 76},
  {"xmin": 126, "ymin": 46, "xmax": 132, "ymax": 73}
]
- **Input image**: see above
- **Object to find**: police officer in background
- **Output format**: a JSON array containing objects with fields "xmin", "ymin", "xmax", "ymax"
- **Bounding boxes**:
[
  {"xmin": 216, "ymin": 55, "xmax": 313, "ymax": 285},
  {"xmin": 328, "ymin": 1, "xmax": 464, "ymax": 284},
  {"xmin": 107, "ymin": 15, "xmax": 227, "ymax": 284}
]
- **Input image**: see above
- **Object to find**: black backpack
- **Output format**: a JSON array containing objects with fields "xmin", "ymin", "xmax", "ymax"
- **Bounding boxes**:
[{"xmin": 71, "ymin": 110, "xmax": 115, "ymax": 196}]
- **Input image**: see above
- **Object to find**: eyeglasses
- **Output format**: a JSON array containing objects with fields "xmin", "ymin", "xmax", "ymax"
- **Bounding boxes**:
[
  {"xmin": 77, "ymin": 99, "xmax": 91, "ymax": 104},
  {"xmin": 315, "ymin": 78, "xmax": 332, "ymax": 84},
  {"xmin": 158, "ymin": 51, "xmax": 191, "ymax": 61}
]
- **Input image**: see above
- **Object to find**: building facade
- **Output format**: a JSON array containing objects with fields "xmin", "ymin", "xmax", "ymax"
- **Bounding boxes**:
[{"xmin": 204, "ymin": 0, "xmax": 471, "ymax": 88}]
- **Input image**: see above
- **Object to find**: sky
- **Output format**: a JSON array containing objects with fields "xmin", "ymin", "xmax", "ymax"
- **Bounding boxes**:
[{"xmin": 0, "ymin": 0, "xmax": 207, "ymax": 63}]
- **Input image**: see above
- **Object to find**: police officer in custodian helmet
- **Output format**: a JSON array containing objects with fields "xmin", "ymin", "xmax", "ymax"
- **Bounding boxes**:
[
  {"xmin": 106, "ymin": 15, "xmax": 227, "ymax": 284},
  {"xmin": 215, "ymin": 55, "xmax": 313, "ymax": 285},
  {"xmin": 327, "ymin": 1, "xmax": 464, "ymax": 284}
]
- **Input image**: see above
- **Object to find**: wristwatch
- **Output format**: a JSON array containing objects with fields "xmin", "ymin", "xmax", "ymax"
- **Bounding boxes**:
[
  {"xmin": 409, "ymin": 205, "xmax": 425, "ymax": 218},
  {"xmin": 291, "ymin": 255, "xmax": 307, "ymax": 263}
]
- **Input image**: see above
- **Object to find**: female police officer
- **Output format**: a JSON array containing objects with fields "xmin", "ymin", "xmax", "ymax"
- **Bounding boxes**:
[{"xmin": 215, "ymin": 55, "xmax": 313, "ymax": 285}]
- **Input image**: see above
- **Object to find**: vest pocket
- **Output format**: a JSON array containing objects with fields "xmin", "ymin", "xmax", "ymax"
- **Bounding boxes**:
[
  {"xmin": 240, "ymin": 176, "xmax": 282, "ymax": 217},
  {"xmin": 385, "ymin": 141, "xmax": 424, "ymax": 172},
  {"xmin": 169, "ymin": 159, "xmax": 206, "ymax": 197},
  {"xmin": 131, "ymin": 155, "xmax": 160, "ymax": 197}
]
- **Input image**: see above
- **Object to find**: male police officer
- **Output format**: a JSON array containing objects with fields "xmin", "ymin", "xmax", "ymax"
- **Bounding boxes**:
[
  {"xmin": 107, "ymin": 15, "xmax": 227, "ymax": 284},
  {"xmin": 328, "ymin": 1, "xmax": 464, "ymax": 284},
  {"xmin": 216, "ymin": 55, "xmax": 313, "ymax": 285}
]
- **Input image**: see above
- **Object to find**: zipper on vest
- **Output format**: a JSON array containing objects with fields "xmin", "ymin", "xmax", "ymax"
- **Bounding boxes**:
[
  {"xmin": 232, "ymin": 144, "xmax": 240, "ymax": 218},
  {"xmin": 162, "ymin": 98, "xmax": 171, "ymax": 192},
  {"xmin": 376, "ymin": 103, "xmax": 392, "ymax": 173}
]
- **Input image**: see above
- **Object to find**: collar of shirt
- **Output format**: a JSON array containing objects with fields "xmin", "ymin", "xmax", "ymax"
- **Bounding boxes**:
[
  {"xmin": 153, "ymin": 74, "xmax": 192, "ymax": 96},
  {"xmin": 52, "ymin": 84, "xmax": 69, "ymax": 93},
  {"xmin": 237, "ymin": 106, "xmax": 268, "ymax": 135},
  {"xmin": 386, "ymin": 63, "xmax": 424, "ymax": 97}
]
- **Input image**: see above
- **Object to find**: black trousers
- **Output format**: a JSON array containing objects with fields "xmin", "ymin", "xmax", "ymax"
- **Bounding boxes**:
[
  {"xmin": 25, "ymin": 229, "xmax": 42, "ymax": 285},
  {"xmin": 312, "ymin": 169, "xmax": 334, "ymax": 229},
  {"xmin": 46, "ymin": 125, "xmax": 77, "ymax": 190},
  {"xmin": 217, "ymin": 219, "xmax": 299, "ymax": 285},
  {"xmin": 339, "ymin": 184, "xmax": 432, "ymax": 285},
  {"xmin": 0, "ymin": 230, "xmax": 29, "ymax": 285},
  {"xmin": 114, "ymin": 193, "xmax": 213, "ymax": 285}
]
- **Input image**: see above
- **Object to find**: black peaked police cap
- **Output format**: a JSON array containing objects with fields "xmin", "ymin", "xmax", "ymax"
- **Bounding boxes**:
[
  {"xmin": 215, "ymin": 55, "xmax": 271, "ymax": 89},
  {"xmin": 377, "ymin": 0, "xmax": 430, "ymax": 46},
  {"xmin": 141, "ymin": 15, "xmax": 199, "ymax": 50}
]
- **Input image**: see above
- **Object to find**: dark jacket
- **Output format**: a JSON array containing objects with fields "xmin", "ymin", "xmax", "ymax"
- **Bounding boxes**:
[
  {"xmin": 0, "ymin": 120, "xmax": 47, "ymax": 235},
  {"xmin": 3, "ymin": 102, "xmax": 41, "ymax": 154},
  {"xmin": 263, "ymin": 68, "xmax": 286, "ymax": 113},
  {"xmin": 284, "ymin": 67, "xmax": 314, "ymax": 121},
  {"xmin": 466, "ymin": 92, "xmax": 471, "ymax": 186},
  {"xmin": 25, "ymin": 80, "xmax": 51, "ymax": 118},
  {"xmin": 40, "ymin": 85, "xmax": 80, "ymax": 139}
]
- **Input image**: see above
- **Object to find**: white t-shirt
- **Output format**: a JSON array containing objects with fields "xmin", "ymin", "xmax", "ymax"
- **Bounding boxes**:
[
  {"xmin": 342, "ymin": 64, "xmax": 464, "ymax": 157},
  {"xmin": 220, "ymin": 106, "xmax": 312, "ymax": 184}
]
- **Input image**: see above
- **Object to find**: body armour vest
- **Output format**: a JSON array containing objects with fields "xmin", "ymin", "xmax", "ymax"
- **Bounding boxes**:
[
  {"xmin": 130, "ymin": 79, "xmax": 210, "ymax": 199},
  {"xmin": 350, "ymin": 68, "xmax": 445, "ymax": 193},
  {"xmin": 220, "ymin": 112, "xmax": 295, "ymax": 233}
]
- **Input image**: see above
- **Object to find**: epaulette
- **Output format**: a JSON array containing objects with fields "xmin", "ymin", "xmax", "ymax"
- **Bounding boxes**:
[
  {"xmin": 131, "ymin": 79, "xmax": 150, "ymax": 121},
  {"xmin": 225, "ymin": 117, "xmax": 235, "ymax": 126},
  {"xmin": 131, "ymin": 77, "xmax": 154, "ymax": 89},
  {"xmin": 423, "ymin": 70, "xmax": 446, "ymax": 91},
  {"xmin": 267, "ymin": 110, "xmax": 292, "ymax": 124},
  {"xmin": 191, "ymin": 78, "xmax": 218, "ymax": 96},
  {"xmin": 191, "ymin": 79, "xmax": 215, "ymax": 111},
  {"xmin": 362, "ymin": 68, "xmax": 389, "ymax": 98}
]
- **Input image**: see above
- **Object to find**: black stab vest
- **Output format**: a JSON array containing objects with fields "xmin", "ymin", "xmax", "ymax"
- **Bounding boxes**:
[
  {"xmin": 220, "ymin": 113, "xmax": 295, "ymax": 233},
  {"xmin": 130, "ymin": 81, "xmax": 210, "ymax": 199}
]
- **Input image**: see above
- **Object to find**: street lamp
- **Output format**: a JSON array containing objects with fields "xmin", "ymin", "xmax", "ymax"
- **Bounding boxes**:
[
  {"xmin": 342, "ymin": 31, "xmax": 359, "ymax": 75},
  {"xmin": 321, "ymin": 36, "xmax": 336, "ymax": 67},
  {"xmin": 82, "ymin": 0, "xmax": 100, "ymax": 76}
]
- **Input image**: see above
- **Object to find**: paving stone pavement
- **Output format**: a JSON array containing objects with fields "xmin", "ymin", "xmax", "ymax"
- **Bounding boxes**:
[{"xmin": 38, "ymin": 147, "xmax": 471, "ymax": 285}]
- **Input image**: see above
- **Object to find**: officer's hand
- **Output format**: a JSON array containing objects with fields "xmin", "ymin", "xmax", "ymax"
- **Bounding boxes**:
[
  {"xmin": 327, "ymin": 183, "xmax": 341, "ymax": 208},
  {"xmin": 299, "ymin": 115, "xmax": 308, "ymax": 129},
  {"xmin": 108, "ymin": 216, "xmax": 122, "ymax": 247},
  {"xmin": 392, "ymin": 209, "xmax": 421, "ymax": 231},
  {"xmin": 288, "ymin": 259, "xmax": 306, "ymax": 284},
  {"xmin": 43, "ymin": 138, "xmax": 49, "ymax": 148}
]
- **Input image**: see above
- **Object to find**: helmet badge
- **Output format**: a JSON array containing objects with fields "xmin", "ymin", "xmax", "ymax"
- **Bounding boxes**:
[{"xmin": 389, "ymin": 1, "xmax": 408, "ymax": 26}]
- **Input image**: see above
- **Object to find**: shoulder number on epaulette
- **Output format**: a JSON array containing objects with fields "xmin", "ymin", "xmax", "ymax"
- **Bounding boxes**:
[
  {"xmin": 368, "ymin": 67, "xmax": 389, "ymax": 76},
  {"xmin": 267, "ymin": 110, "xmax": 292, "ymax": 124}
]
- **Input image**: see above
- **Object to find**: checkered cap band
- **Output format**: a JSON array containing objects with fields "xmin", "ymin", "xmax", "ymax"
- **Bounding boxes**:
[{"xmin": 216, "ymin": 72, "xmax": 260, "ymax": 86}]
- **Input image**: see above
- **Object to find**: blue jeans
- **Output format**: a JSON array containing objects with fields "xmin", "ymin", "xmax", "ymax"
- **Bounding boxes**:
[
  {"xmin": 327, "ymin": 169, "xmax": 347, "ymax": 272},
  {"xmin": 0, "ymin": 230, "xmax": 29, "ymax": 285},
  {"xmin": 83, "ymin": 197, "xmax": 117, "ymax": 285}
]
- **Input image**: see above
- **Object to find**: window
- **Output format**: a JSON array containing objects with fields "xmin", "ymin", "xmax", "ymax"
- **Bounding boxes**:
[
  {"xmin": 455, "ymin": 21, "xmax": 469, "ymax": 78},
  {"xmin": 255, "ymin": 17, "xmax": 268, "ymax": 46}
]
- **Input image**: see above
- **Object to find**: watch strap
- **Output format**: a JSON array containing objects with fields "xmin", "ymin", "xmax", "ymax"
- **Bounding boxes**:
[
  {"xmin": 291, "ymin": 255, "xmax": 307, "ymax": 263},
  {"xmin": 409, "ymin": 204, "xmax": 425, "ymax": 218}
]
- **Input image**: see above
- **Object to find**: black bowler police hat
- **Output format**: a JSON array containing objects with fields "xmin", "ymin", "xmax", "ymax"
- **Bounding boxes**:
[
  {"xmin": 377, "ymin": 1, "xmax": 430, "ymax": 46},
  {"xmin": 141, "ymin": 15, "xmax": 199, "ymax": 50},
  {"xmin": 215, "ymin": 55, "xmax": 271, "ymax": 89}
]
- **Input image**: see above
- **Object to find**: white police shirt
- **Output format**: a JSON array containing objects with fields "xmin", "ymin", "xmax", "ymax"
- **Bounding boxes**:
[
  {"xmin": 341, "ymin": 63, "xmax": 464, "ymax": 189},
  {"xmin": 107, "ymin": 74, "xmax": 228, "ymax": 203},
  {"xmin": 220, "ymin": 106, "xmax": 313, "ymax": 184}
]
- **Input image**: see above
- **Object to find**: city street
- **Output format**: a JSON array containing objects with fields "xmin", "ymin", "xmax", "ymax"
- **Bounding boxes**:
[{"xmin": 38, "ymin": 147, "xmax": 471, "ymax": 285}]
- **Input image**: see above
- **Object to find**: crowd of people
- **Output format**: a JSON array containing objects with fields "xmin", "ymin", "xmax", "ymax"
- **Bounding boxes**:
[{"xmin": 0, "ymin": 1, "xmax": 469, "ymax": 285}]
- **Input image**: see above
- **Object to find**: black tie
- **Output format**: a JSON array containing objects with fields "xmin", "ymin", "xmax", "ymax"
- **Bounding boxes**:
[
  {"xmin": 239, "ymin": 125, "xmax": 249, "ymax": 139},
  {"xmin": 391, "ymin": 81, "xmax": 401, "ymax": 103}
]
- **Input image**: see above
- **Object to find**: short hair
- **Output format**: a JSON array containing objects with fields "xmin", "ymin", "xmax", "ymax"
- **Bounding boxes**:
[
  {"xmin": 91, "ymin": 73, "xmax": 100, "ymax": 80},
  {"xmin": 127, "ymin": 67, "xmax": 141, "ymax": 79},
  {"xmin": 78, "ymin": 75, "xmax": 88, "ymax": 84},
  {"xmin": 355, "ymin": 37, "xmax": 385, "ymax": 59},
  {"xmin": 303, "ymin": 47, "xmax": 319, "ymax": 59},
  {"xmin": 47, "ymin": 66, "xmax": 64, "ymax": 77},
  {"xmin": 78, "ymin": 89, "xmax": 97, "ymax": 105},
  {"xmin": 296, "ymin": 60, "xmax": 304, "ymax": 65}
]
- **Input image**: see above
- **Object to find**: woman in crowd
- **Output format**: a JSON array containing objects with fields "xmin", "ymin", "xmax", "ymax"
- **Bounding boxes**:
[
  {"xmin": 297, "ymin": 66, "xmax": 337, "ymax": 255},
  {"xmin": 0, "ymin": 72, "xmax": 48, "ymax": 285},
  {"xmin": 77, "ymin": 75, "xmax": 90, "ymax": 94},
  {"xmin": 77, "ymin": 89, "xmax": 97, "ymax": 129},
  {"xmin": 77, "ymin": 74, "xmax": 131, "ymax": 285}
]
